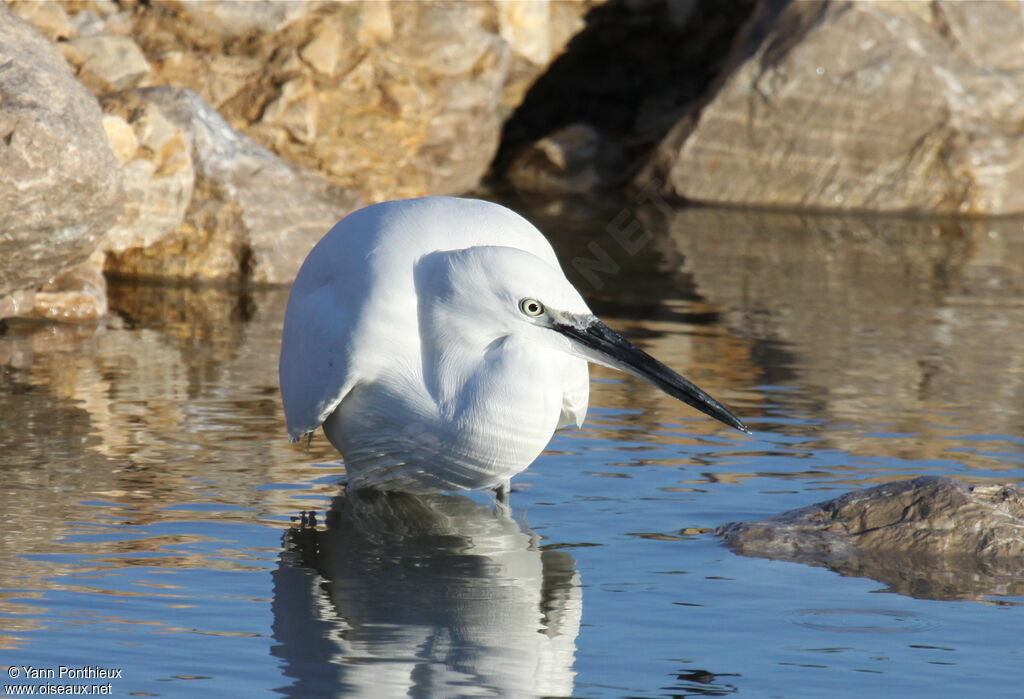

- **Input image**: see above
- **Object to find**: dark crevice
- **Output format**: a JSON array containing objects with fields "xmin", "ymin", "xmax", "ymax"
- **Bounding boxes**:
[{"xmin": 491, "ymin": 0, "xmax": 758, "ymax": 183}]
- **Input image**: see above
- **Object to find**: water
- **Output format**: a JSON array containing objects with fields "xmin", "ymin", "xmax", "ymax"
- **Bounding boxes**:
[{"xmin": 1, "ymin": 199, "xmax": 1023, "ymax": 697}]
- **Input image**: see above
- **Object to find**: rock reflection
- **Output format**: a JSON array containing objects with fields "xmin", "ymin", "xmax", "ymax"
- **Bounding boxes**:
[
  {"xmin": 272, "ymin": 491, "xmax": 581, "ymax": 698},
  {"xmin": 646, "ymin": 207, "xmax": 1024, "ymax": 469}
]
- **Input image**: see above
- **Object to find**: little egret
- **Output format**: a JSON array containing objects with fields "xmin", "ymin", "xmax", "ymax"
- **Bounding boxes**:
[{"xmin": 279, "ymin": 197, "xmax": 748, "ymax": 496}]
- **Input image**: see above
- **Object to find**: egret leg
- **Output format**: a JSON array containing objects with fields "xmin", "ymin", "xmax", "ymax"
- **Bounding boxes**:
[{"xmin": 494, "ymin": 480, "xmax": 511, "ymax": 503}]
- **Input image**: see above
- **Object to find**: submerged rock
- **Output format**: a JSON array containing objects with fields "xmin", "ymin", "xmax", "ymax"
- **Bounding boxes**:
[
  {"xmin": 0, "ymin": 7, "xmax": 123, "ymax": 305},
  {"xmin": 718, "ymin": 476, "xmax": 1024, "ymax": 600},
  {"xmin": 640, "ymin": 0, "xmax": 1024, "ymax": 214}
]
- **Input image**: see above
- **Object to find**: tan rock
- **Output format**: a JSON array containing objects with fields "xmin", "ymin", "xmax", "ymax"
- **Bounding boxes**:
[
  {"xmin": 67, "ymin": 9, "xmax": 106, "ymax": 37},
  {"xmin": 0, "ymin": 289, "xmax": 35, "ymax": 321},
  {"xmin": 105, "ymin": 88, "xmax": 360, "ymax": 285},
  {"xmin": 102, "ymin": 113, "xmax": 138, "ymax": 164},
  {"xmin": 496, "ymin": 0, "xmax": 598, "ymax": 111},
  {"xmin": 0, "ymin": 6, "xmax": 123, "ymax": 310},
  {"xmin": 122, "ymin": 1, "xmax": 598, "ymax": 202},
  {"xmin": 32, "ymin": 255, "xmax": 108, "ymax": 323},
  {"xmin": 299, "ymin": 17, "xmax": 342, "ymax": 76},
  {"xmin": 6, "ymin": 0, "xmax": 74, "ymax": 41},
  {"xmin": 98, "ymin": 90, "xmax": 195, "ymax": 254},
  {"xmin": 639, "ymin": 0, "xmax": 1024, "ymax": 214},
  {"xmin": 150, "ymin": 0, "xmax": 326, "ymax": 38},
  {"xmin": 497, "ymin": 1, "xmax": 554, "ymax": 66},
  {"xmin": 63, "ymin": 34, "xmax": 152, "ymax": 92},
  {"xmin": 355, "ymin": 2, "xmax": 393, "ymax": 46},
  {"xmin": 261, "ymin": 76, "xmax": 319, "ymax": 145}
]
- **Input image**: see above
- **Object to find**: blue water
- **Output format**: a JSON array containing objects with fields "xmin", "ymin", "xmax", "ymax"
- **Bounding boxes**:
[{"xmin": 1, "ymin": 204, "xmax": 1022, "ymax": 697}]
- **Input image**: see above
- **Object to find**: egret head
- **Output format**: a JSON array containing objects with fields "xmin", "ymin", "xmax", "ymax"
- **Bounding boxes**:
[{"xmin": 416, "ymin": 245, "xmax": 748, "ymax": 434}]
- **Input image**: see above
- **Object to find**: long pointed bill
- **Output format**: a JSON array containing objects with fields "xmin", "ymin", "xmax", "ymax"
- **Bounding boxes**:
[{"xmin": 554, "ymin": 314, "xmax": 751, "ymax": 435}]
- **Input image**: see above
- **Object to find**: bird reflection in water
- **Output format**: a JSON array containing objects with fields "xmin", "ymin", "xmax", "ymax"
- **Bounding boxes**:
[{"xmin": 271, "ymin": 490, "xmax": 581, "ymax": 698}]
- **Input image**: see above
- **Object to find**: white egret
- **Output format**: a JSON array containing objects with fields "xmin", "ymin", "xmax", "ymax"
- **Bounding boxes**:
[{"xmin": 279, "ymin": 197, "xmax": 748, "ymax": 497}]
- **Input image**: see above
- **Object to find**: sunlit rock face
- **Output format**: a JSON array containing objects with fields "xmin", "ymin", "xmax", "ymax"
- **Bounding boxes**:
[
  {"xmin": 121, "ymin": 0, "xmax": 597, "ymax": 203},
  {"xmin": 97, "ymin": 91, "xmax": 195, "ymax": 257},
  {"xmin": 640, "ymin": 0, "xmax": 1024, "ymax": 214},
  {"xmin": 2, "ymin": 1, "xmax": 598, "ymax": 308},
  {"xmin": 102, "ymin": 88, "xmax": 360, "ymax": 285},
  {"xmin": 0, "ymin": 7, "xmax": 123, "ymax": 301},
  {"xmin": 718, "ymin": 476, "xmax": 1024, "ymax": 600}
]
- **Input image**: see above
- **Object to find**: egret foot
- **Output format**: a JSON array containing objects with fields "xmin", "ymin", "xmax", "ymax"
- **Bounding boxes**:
[{"xmin": 494, "ymin": 480, "xmax": 511, "ymax": 503}]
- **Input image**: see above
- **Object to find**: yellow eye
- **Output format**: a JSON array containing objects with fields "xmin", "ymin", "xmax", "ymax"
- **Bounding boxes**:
[{"xmin": 519, "ymin": 298, "xmax": 544, "ymax": 317}]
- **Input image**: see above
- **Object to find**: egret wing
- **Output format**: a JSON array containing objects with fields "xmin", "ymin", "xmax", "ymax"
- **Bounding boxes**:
[{"xmin": 279, "ymin": 280, "xmax": 363, "ymax": 441}]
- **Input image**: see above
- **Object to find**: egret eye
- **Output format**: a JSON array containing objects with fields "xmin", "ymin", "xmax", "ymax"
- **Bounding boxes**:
[{"xmin": 519, "ymin": 298, "xmax": 544, "ymax": 317}]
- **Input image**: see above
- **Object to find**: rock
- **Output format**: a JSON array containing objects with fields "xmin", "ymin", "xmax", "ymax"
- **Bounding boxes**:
[
  {"xmin": 102, "ymin": 113, "xmax": 139, "ymax": 164},
  {"xmin": 67, "ymin": 9, "xmax": 108, "ymax": 38},
  {"xmin": 104, "ymin": 88, "xmax": 360, "ymax": 285},
  {"xmin": 32, "ymin": 255, "xmax": 109, "ymax": 323},
  {"xmin": 98, "ymin": 91, "xmax": 194, "ymax": 254},
  {"xmin": 0, "ymin": 7, "xmax": 123, "ymax": 309},
  {"xmin": 0, "ymin": 289, "xmax": 36, "ymax": 321},
  {"xmin": 123, "ymin": 1, "xmax": 595, "ymax": 202},
  {"xmin": 6, "ymin": 0, "xmax": 74, "ymax": 41},
  {"xmin": 718, "ymin": 477, "xmax": 1024, "ymax": 600},
  {"xmin": 0, "ymin": 254, "xmax": 108, "ymax": 324},
  {"xmin": 298, "ymin": 16, "xmax": 343, "ymax": 77},
  {"xmin": 496, "ymin": 1, "xmax": 599, "ymax": 110},
  {"xmin": 504, "ymin": 123, "xmax": 623, "ymax": 195},
  {"xmin": 496, "ymin": 0, "xmax": 755, "ymax": 188},
  {"xmin": 61, "ymin": 34, "xmax": 152, "ymax": 92},
  {"xmin": 639, "ymin": 0, "xmax": 1024, "ymax": 214},
  {"xmin": 148, "ymin": 0, "xmax": 325, "ymax": 38}
]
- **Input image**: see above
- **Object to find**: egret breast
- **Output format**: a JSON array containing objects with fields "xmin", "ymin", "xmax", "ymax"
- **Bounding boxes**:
[{"xmin": 323, "ymin": 338, "xmax": 583, "ymax": 492}]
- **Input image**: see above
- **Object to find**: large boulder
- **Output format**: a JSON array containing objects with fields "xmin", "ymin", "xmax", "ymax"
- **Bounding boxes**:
[
  {"xmin": 639, "ymin": 0, "xmax": 1024, "ymax": 214},
  {"xmin": 718, "ymin": 477, "xmax": 1024, "ymax": 600},
  {"xmin": 120, "ymin": 0, "xmax": 595, "ymax": 202},
  {"xmin": 104, "ymin": 88, "xmax": 361, "ymax": 285},
  {"xmin": 497, "ymin": 0, "xmax": 756, "ymax": 194},
  {"xmin": 0, "ymin": 7, "xmax": 123, "ymax": 303}
]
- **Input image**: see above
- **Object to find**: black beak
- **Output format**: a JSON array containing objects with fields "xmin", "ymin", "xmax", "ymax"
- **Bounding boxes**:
[{"xmin": 554, "ymin": 315, "xmax": 750, "ymax": 434}]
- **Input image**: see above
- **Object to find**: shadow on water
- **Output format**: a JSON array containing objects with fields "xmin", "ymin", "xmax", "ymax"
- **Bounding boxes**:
[{"xmin": 272, "ymin": 491, "xmax": 581, "ymax": 698}]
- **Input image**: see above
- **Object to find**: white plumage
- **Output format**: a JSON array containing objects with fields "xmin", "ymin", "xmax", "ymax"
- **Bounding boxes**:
[{"xmin": 280, "ymin": 197, "xmax": 746, "ymax": 494}]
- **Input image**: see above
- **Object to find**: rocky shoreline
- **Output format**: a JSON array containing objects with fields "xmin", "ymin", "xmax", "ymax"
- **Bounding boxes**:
[{"xmin": 4, "ymin": 0, "xmax": 1024, "ymax": 322}]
